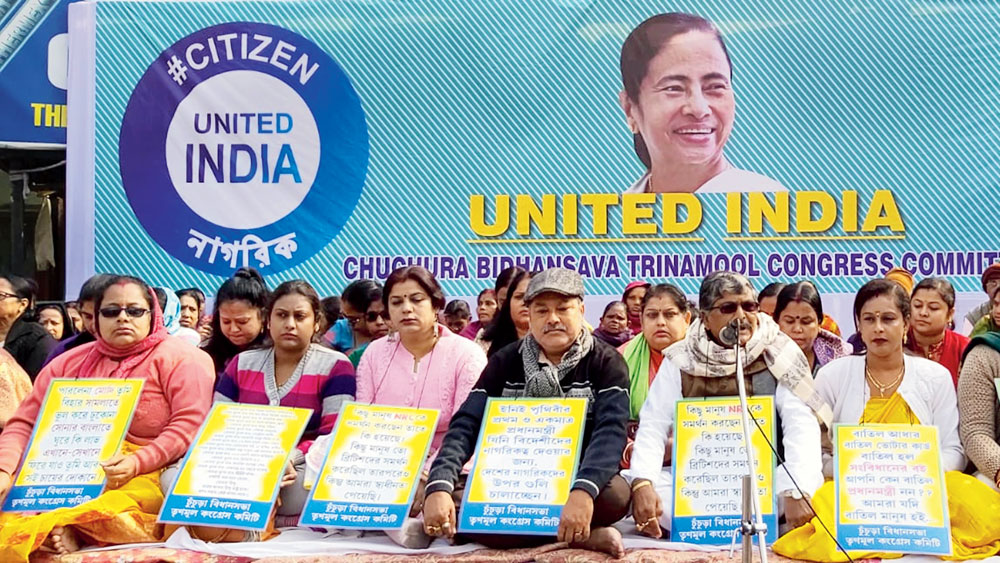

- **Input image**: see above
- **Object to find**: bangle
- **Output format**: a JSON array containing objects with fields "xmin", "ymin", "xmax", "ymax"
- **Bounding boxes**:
[{"xmin": 631, "ymin": 479, "xmax": 652, "ymax": 493}]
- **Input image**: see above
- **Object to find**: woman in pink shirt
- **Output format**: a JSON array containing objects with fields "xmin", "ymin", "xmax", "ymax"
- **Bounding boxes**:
[
  {"xmin": 0, "ymin": 276, "xmax": 215, "ymax": 561},
  {"xmin": 352, "ymin": 266, "xmax": 486, "ymax": 547}
]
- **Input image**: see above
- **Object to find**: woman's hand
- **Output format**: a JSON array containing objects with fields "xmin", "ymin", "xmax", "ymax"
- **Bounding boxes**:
[
  {"xmin": 280, "ymin": 460, "xmax": 296, "ymax": 488},
  {"xmin": 631, "ymin": 480, "xmax": 663, "ymax": 538},
  {"xmin": 101, "ymin": 454, "xmax": 139, "ymax": 489},
  {"xmin": 422, "ymin": 491, "xmax": 456, "ymax": 539}
]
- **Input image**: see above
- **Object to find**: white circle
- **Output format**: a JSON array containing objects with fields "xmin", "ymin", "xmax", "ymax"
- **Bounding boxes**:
[{"xmin": 166, "ymin": 70, "xmax": 321, "ymax": 229}]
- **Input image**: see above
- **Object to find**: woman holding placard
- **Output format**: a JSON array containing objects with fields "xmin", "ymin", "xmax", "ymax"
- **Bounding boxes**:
[
  {"xmin": 336, "ymin": 265, "xmax": 486, "ymax": 547},
  {"xmin": 0, "ymin": 275, "xmax": 216, "ymax": 560},
  {"xmin": 207, "ymin": 280, "xmax": 355, "ymax": 539},
  {"xmin": 201, "ymin": 267, "xmax": 270, "ymax": 378},
  {"xmin": 773, "ymin": 281, "xmax": 851, "ymax": 376},
  {"xmin": 618, "ymin": 284, "xmax": 690, "ymax": 468},
  {"xmin": 773, "ymin": 279, "xmax": 1000, "ymax": 560}
]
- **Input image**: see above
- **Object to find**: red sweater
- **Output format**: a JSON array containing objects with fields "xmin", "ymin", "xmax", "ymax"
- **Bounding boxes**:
[
  {"xmin": 906, "ymin": 329, "xmax": 970, "ymax": 387},
  {"xmin": 0, "ymin": 337, "xmax": 215, "ymax": 475}
]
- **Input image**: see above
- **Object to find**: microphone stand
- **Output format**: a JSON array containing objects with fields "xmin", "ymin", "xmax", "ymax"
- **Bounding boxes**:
[{"xmin": 729, "ymin": 319, "xmax": 768, "ymax": 563}]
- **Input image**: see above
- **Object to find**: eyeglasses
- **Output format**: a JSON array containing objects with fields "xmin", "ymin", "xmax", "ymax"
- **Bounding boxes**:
[
  {"xmin": 366, "ymin": 310, "xmax": 388, "ymax": 323},
  {"xmin": 99, "ymin": 306, "xmax": 151, "ymax": 319},
  {"xmin": 709, "ymin": 301, "xmax": 759, "ymax": 315},
  {"xmin": 0, "ymin": 291, "xmax": 18, "ymax": 301}
]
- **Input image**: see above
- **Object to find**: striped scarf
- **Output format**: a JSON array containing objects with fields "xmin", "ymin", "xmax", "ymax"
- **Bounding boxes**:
[{"xmin": 520, "ymin": 329, "xmax": 593, "ymax": 398}]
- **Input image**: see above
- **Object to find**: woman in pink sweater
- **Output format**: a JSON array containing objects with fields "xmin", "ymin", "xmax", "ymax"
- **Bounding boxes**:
[
  {"xmin": 348, "ymin": 266, "xmax": 486, "ymax": 548},
  {"xmin": 0, "ymin": 276, "xmax": 215, "ymax": 561}
]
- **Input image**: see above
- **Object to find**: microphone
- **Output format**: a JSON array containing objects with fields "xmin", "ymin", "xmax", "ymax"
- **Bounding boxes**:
[{"xmin": 719, "ymin": 318, "xmax": 741, "ymax": 347}]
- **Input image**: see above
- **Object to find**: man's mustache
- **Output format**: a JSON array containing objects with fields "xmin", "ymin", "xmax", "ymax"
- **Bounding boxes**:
[{"xmin": 543, "ymin": 324, "xmax": 568, "ymax": 333}]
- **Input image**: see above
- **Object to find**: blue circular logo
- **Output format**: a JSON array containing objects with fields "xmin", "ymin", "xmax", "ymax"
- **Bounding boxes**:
[{"xmin": 119, "ymin": 22, "xmax": 369, "ymax": 276}]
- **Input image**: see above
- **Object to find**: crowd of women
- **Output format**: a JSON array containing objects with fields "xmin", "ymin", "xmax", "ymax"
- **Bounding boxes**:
[
  {"xmin": 0, "ymin": 260, "xmax": 996, "ymax": 561},
  {"xmin": 0, "ymin": 6, "xmax": 995, "ymax": 560}
]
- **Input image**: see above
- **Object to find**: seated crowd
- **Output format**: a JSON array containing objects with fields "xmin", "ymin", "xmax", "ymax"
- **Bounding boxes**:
[{"xmin": 1, "ymin": 263, "xmax": 1000, "ymax": 561}]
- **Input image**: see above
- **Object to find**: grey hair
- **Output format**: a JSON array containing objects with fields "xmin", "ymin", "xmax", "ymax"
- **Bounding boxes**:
[{"xmin": 698, "ymin": 271, "xmax": 756, "ymax": 310}]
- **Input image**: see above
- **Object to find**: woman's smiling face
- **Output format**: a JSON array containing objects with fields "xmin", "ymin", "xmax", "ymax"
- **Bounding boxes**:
[{"xmin": 623, "ymin": 30, "xmax": 735, "ymax": 172}]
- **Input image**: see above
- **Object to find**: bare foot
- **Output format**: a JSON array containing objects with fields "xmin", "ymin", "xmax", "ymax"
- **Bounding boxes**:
[
  {"xmin": 50, "ymin": 526, "xmax": 82, "ymax": 555},
  {"xmin": 37, "ymin": 534, "xmax": 58, "ymax": 553},
  {"xmin": 570, "ymin": 526, "xmax": 625, "ymax": 559}
]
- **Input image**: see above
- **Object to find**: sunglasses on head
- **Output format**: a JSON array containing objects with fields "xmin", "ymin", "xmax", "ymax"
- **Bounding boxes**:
[
  {"xmin": 99, "ymin": 306, "xmax": 151, "ymax": 319},
  {"xmin": 710, "ymin": 301, "xmax": 759, "ymax": 315}
]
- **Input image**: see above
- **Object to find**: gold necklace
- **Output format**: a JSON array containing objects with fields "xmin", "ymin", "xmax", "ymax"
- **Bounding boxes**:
[{"xmin": 865, "ymin": 363, "xmax": 904, "ymax": 398}]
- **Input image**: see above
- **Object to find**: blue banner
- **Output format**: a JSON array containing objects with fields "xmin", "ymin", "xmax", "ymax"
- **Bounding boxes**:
[
  {"xmin": 458, "ymin": 502, "xmax": 563, "ymax": 535},
  {"xmin": 0, "ymin": 0, "xmax": 80, "ymax": 145},
  {"xmin": 159, "ymin": 495, "xmax": 273, "ymax": 529},
  {"xmin": 2, "ymin": 483, "xmax": 102, "ymax": 512},
  {"xmin": 299, "ymin": 501, "xmax": 407, "ymax": 529},
  {"xmin": 83, "ymin": 0, "xmax": 1000, "ymax": 299},
  {"xmin": 671, "ymin": 514, "xmax": 778, "ymax": 545},
  {"xmin": 836, "ymin": 523, "xmax": 950, "ymax": 555}
]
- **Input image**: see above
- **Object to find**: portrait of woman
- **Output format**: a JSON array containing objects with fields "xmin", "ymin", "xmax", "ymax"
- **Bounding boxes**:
[{"xmin": 619, "ymin": 12, "xmax": 786, "ymax": 194}]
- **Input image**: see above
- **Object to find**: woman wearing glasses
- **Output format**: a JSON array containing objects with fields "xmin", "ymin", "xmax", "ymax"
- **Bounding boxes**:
[
  {"xmin": 0, "ymin": 275, "xmax": 215, "ymax": 559},
  {"xmin": 628, "ymin": 271, "xmax": 826, "ymax": 540},
  {"xmin": 0, "ymin": 274, "xmax": 56, "ymax": 380},
  {"xmin": 338, "ymin": 266, "xmax": 486, "ymax": 547},
  {"xmin": 774, "ymin": 279, "xmax": 1000, "ymax": 560},
  {"xmin": 201, "ymin": 268, "xmax": 270, "ymax": 378},
  {"xmin": 347, "ymin": 296, "xmax": 389, "ymax": 368},
  {"xmin": 322, "ymin": 280, "xmax": 386, "ymax": 358}
]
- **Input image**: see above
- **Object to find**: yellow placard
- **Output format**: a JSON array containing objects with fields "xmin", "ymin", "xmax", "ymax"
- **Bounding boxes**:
[
  {"xmin": 298, "ymin": 403, "xmax": 440, "ymax": 528},
  {"xmin": 170, "ymin": 403, "xmax": 313, "ymax": 503},
  {"xmin": 465, "ymin": 398, "xmax": 587, "ymax": 505},
  {"xmin": 834, "ymin": 424, "xmax": 950, "ymax": 555},
  {"xmin": 671, "ymin": 396, "xmax": 776, "ymax": 544},
  {"xmin": 15, "ymin": 378, "xmax": 144, "ymax": 488},
  {"xmin": 3, "ymin": 379, "xmax": 144, "ymax": 512},
  {"xmin": 313, "ymin": 403, "xmax": 438, "ymax": 504}
]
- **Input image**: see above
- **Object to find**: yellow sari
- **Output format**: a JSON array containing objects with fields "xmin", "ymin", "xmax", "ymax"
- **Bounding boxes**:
[
  {"xmin": 0, "ymin": 442, "xmax": 165, "ymax": 562},
  {"xmin": 774, "ymin": 393, "xmax": 1000, "ymax": 562}
]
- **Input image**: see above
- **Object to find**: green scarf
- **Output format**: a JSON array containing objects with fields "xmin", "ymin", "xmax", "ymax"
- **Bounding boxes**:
[
  {"xmin": 963, "ymin": 330, "xmax": 1000, "ymax": 363},
  {"xmin": 970, "ymin": 316, "xmax": 999, "ymax": 340},
  {"xmin": 622, "ymin": 335, "xmax": 651, "ymax": 419}
]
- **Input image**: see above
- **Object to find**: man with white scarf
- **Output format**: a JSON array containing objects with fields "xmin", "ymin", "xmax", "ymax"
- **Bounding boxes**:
[
  {"xmin": 422, "ymin": 268, "xmax": 631, "ymax": 557},
  {"xmin": 629, "ymin": 271, "xmax": 828, "ymax": 540}
]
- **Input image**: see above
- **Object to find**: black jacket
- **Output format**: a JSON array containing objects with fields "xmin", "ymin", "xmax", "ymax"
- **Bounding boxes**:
[{"xmin": 3, "ymin": 316, "xmax": 56, "ymax": 381}]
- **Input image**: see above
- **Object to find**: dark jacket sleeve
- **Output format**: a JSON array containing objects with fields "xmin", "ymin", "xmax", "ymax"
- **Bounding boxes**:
[
  {"xmin": 572, "ymin": 342, "xmax": 630, "ymax": 498},
  {"xmin": 5, "ymin": 321, "xmax": 57, "ymax": 381},
  {"xmin": 425, "ymin": 347, "xmax": 510, "ymax": 495}
]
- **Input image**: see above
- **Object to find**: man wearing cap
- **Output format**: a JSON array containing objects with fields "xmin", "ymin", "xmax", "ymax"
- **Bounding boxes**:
[
  {"xmin": 422, "ymin": 268, "xmax": 631, "ymax": 557},
  {"xmin": 963, "ymin": 263, "xmax": 1000, "ymax": 335}
]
